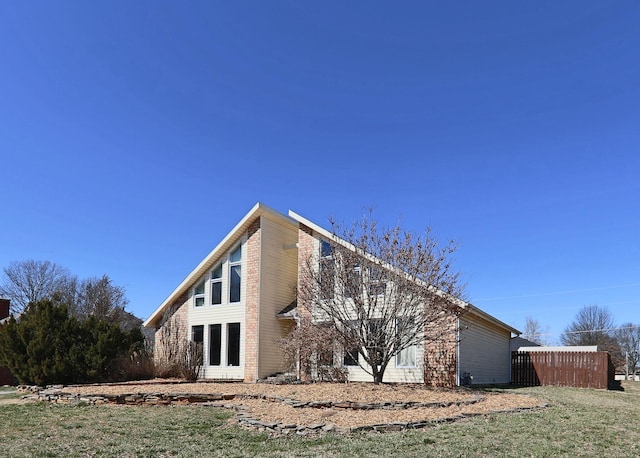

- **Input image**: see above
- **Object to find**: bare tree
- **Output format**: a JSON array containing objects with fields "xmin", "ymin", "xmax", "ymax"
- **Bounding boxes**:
[
  {"xmin": 297, "ymin": 211, "xmax": 465, "ymax": 384},
  {"xmin": 0, "ymin": 260, "xmax": 72, "ymax": 314},
  {"xmin": 615, "ymin": 323, "xmax": 640, "ymax": 380},
  {"xmin": 278, "ymin": 314, "xmax": 349, "ymax": 382},
  {"xmin": 561, "ymin": 305, "xmax": 623, "ymax": 367},
  {"xmin": 522, "ymin": 316, "xmax": 549, "ymax": 345},
  {"xmin": 0, "ymin": 260, "xmax": 139, "ymax": 329},
  {"xmin": 154, "ymin": 305, "xmax": 202, "ymax": 380},
  {"xmin": 73, "ymin": 275, "xmax": 129, "ymax": 323}
]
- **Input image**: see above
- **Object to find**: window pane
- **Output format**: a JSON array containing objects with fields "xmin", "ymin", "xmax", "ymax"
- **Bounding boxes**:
[
  {"xmin": 227, "ymin": 323, "xmax": 241, "ymax": 366},
  {"xmin": 195, "ymin": 296, "xmax": 205, "ymax": 307},
  {"xmin": 344, "ymin": 347, "xmax": 359, "ymax": 366},
  {"xmin": 230, "ymin": 265, "xmax": 241, "ymax": 303},
  {"xmin": 195, "ymin": 281, "xmax": 205, "ymax": 295},
  {"xmin": 320, "ymin": 258, "xmax": 334, "ymax": 300},
  {"xmin": 209, "ymin": 324, "xmax": 221, "ymax": 366},
  {"xmin": 321, "ymin": 240, "xmax": 332, "ymax": 258},
  {"xmin": 367, "ymin": 319, "xmax": 385, "ymax": 367},
  {"xmin": 230, "ymin": 245, "xmax": 242, "ymax": 263},
  {"xmin": 211, "ymin": 281, "xmax": 222, "ymax": 305},
  {"xmin": 192, "ymin": 325, "xmax": 204, "ymax": 344},
  {"xmin": 211, "ymin": 264, "xmax": 222, "ymax": 279},
  {"xmin": 396, "ymin": 346, "xmax": 416, "ymax": 367}
]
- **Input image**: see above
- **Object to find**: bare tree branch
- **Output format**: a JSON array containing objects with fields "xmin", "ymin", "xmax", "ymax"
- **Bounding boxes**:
[{"xmin": 297, "ymin": 210, "xmax": 465, "ymax": 384}]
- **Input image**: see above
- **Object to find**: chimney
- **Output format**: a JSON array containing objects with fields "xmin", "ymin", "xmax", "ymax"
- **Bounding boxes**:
[{"xmin": 0, "ymin": 299, "xmax": 9, "ymax": 320}]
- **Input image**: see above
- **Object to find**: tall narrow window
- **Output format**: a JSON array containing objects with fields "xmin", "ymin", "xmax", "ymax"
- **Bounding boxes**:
[
  {"xmin": 192, "ymin": 325, "xmax": 204, "ymax": 368},
  {"xmin": 229, "ymin": 245, "xmax": 242, "ymax": 303},
  {"xmin": 344, "ymin": 264, "xmax": 361, "ymax": 299},
  {"xmin": 227, "ymin": 323, "xmax": 241, "ymax": 366},
  {"xmin": 396, "ymin": 318, "xmax": 416, "ymax": 368},
  {"xmin": 209, "ymin": 324, "xmax": 221, "ymax": 366},
  {"xmin": 366, "ymin": 319, "xmax": 385, "ymax": 367},
  {"xmin": 192, "ymin": 325, "xmax": 204, "ymax": 344},
  {"xmin": 211, "ymin": 263, "xmax": 222, "ymax": 305},
  {"xmin": 343, "ymin": 321, "xmax": 359, "ymax": 366},
  {"xmin": 320, "ymin": 240, "xmax": 334, "ymax": 300},
  {"xmin": 194, "ymin": 280, "xmax": 205, "ymax": 307}
]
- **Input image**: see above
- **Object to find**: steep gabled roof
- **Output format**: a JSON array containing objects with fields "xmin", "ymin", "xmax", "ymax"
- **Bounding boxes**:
[
  {"xmin": 288, "ymin": 210, "xmax": 521, "ymax": 336},
  {"xmin": 143, "ymin": 203, "xmax": 296, "ymax": 328}
]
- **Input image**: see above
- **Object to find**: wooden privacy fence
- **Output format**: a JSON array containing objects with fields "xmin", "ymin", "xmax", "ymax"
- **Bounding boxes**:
[{"xmin": 512, "ymin": 351, "xmax": 614, "ymax": 390}]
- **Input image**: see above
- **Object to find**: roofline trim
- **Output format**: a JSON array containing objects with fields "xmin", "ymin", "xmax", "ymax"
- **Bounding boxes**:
[{"xmin": 143, "ymin": 202, "xmax": 296, "ymax": 328}]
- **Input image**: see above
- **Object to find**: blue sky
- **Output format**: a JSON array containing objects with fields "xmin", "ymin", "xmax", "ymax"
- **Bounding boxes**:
[{"xmin": 1, "ymin": 2, "xmax": 639, "ymax": 343}]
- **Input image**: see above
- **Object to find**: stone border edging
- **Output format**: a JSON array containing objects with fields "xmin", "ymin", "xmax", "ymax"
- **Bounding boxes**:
[{"xmin": 21, "ymin": 386, "xmax": 547, "ymax": 436}]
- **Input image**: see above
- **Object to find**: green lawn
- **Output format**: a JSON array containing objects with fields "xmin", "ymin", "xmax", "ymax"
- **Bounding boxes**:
[{"xmin": 1, "ymin": 383, "xmax": 639, "ymax": 457}]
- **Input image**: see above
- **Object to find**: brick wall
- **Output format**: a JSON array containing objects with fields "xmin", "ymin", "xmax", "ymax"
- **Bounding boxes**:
[
  {"xmin": 244, "ymin": 218, "xmax": 261, "ymax": 382},
  {"xmin": 296, "ymin": 224, "xmax": 316, "ymax": 381},
  {"xmin": 423, "ymin": 314, "xmax": 458, "ymax": 387},
  {"xmin": 296, "ymin": 224, "xmax": 315, "ymax": 311}
]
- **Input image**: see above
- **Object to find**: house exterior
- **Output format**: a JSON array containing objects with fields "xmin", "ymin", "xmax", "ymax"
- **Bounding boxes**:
[{"xmin": 144, "ymin": 203, "xmax": 520, "ymax": 386}]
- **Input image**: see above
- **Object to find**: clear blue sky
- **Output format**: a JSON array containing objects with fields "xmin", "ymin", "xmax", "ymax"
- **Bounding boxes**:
[{"xmin": 1, "ymin": 2, "xmax": 639, "ymax": 343}]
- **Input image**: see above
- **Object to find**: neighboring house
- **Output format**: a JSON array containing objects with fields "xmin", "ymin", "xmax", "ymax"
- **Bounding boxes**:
[
  {"xmin": 144, "ymin": 203, "xmax": 520, "ymax": 386},
  {"xmin": 510, "ymin": 336, "xmax": 540, "ymax": 352}
]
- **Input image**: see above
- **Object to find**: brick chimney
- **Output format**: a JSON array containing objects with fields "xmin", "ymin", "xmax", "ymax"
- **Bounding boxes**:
[{"xmin": 0, "ymin": 298, "xmax": 9, "ymax": 320}]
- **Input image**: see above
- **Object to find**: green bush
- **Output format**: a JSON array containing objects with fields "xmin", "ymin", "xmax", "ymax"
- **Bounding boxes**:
[{"xmin": 0, "ymin": 300, "xmax": 144, "ymax": 385}]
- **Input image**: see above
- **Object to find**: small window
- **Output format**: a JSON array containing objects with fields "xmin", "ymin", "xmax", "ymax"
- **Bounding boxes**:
[
  {"xmin": 194, "ymin": 280, "xmax": 205, "ymax": 307},
  {"xmin": 227, "ymin": 323, "xmax": 241, "ymax": 366},
  {"xmin": 211, "ymin": 264, "xmax": 222, "ymax": 305},
  {"xmin": 344, "ymin": 347, "xmax": 359, "ymax": 366},
  {"xmin": 230, "ymin": 245, "xmax": 242, "ymax": 263},
  {"xmin": 229, "ymin": 246, "xmax": 242, "ymax": 303},
  {"xmin": 209, "ymin": 324, "xmax": 221, "ymax": 366},
  {"xmin": 321, "ymin": 240, "xmax": 332, "ymax": 258},
  {"xmin": 368, "ymin": 267, "xmax": 387, "ymax": 297}
]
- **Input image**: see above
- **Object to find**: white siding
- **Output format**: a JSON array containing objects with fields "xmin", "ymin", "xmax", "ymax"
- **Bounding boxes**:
[
  {"xmin": 257, "ymin": 216, "xmax": 298, "ymax": 378},
  {"xmin": 188, "ymin": 236, "xmax": 247, "ymax": 380},
  {"xmin": 458, "ymin": 315, "xmax": 511, "ymax": 384},
  {"xmin": 345, "ymin": 346, "xmax": 425, "ymax": 383}
]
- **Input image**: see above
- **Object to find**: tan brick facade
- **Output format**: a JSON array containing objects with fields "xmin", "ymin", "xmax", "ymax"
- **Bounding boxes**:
[
  {"xmin": 423, "ymin": 314, "xmax": 458, "ymax": 387},
  {"xmin": 244, "ymin": 218, "xmax": 261, "ymax": 382},
  {"xmin": 296, "ymin": 224, "xmax": 316, "ymax": 381}
]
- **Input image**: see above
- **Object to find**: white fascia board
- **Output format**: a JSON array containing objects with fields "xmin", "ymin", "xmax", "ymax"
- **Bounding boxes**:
[
  {"xmin": 144, "ymin": 202, "xmax": 294, "ymax": 328},
  {"xmin": 288, "ymin": 209, "xmax": 521, "ymax": 337}
]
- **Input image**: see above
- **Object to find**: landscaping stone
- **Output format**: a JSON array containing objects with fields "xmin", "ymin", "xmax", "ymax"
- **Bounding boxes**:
[{"xmin": 26, "ymin": 385, "xmax": 544, "ymax": 437}]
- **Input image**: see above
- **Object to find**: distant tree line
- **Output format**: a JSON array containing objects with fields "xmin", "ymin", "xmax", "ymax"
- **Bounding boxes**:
[{"xmin": 0, "ymin": 259, "xmax": 141, "ymax": 330}]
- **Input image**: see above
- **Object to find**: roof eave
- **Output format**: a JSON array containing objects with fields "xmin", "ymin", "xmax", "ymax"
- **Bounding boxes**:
[{"xmin": 143, "ymin": 202, "xmax": 296, "ymax": 328}]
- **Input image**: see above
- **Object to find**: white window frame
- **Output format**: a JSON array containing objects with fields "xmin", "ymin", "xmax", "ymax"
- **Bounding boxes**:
[
  {"xmin": 194, "ymin": 280, "xmax": 205, "ymax": 307},
  {"xmin": 228, "ymin": 244, "xmax": 242, "ymax": 303},
  {"xmin": 395, "ymin": 318, "xmax": 417, "ymax": 368},
  {"xmin": 210, "ymin": 263, "xmax": 223, "ymax": 305}
]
